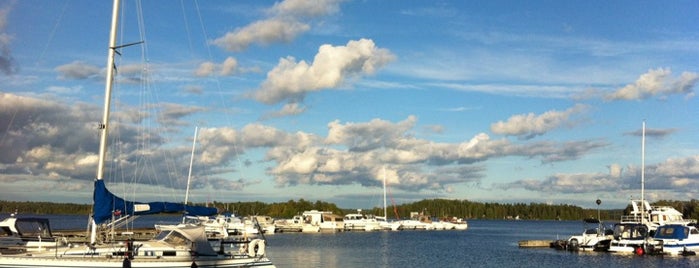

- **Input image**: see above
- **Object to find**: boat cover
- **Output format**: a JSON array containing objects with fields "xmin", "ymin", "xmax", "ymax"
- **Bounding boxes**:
[
  {"xmin": 654, "ymin": 225, "xmax": 689, "ymax": 240},
  {"xmin": 93, "ymin": 180, "xmax": 217, "ymax": 224}
]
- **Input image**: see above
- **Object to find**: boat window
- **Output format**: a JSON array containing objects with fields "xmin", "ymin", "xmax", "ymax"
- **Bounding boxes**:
[
  {"xmin": 16, "ymin": 220, "xmax": 52, "ymax": 238},
  {"xmin": 163, "ymin": 231, "xmax": 189, "ymax": 246},
  {"xmin": 691, "ymin": 228, "xmax": 699, "ymax": 235},
  {"xmin": 154, "ymin": 230, "xmax": 172, "ymax": 241},
  {"xmin": 660, "ymin": 227, "xmax": 675, "ymax": 236}
]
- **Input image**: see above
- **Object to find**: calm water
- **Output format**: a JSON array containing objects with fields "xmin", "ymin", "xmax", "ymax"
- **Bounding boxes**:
[{"xmin": 4, "ymin": 214, "xmax": 699, "ymax": 268}]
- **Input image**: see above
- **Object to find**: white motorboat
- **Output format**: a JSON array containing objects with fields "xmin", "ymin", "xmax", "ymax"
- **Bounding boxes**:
[
  {"xmin": 565, "ymin": 218, "xmax": 613, "ymax": 252},
  {"xmin": 647, "ymin": 224, "xmax": 699, "ymax": 256},
  {"xmin": 302, "ymin": 210, "xmax": 344, "ymax": 232},
  {"xmin": 343, "ymin": 210, "xmax": 381, "ymax": 231}
]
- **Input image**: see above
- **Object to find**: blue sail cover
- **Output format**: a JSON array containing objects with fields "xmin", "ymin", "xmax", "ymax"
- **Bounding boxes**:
[{"xmin": 93, "ymin": 180, "xmax": 217, "ymax": 224}]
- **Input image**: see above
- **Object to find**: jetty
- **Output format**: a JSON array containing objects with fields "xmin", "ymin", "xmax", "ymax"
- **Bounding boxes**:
[{"xmin": 518, "ymin": 239, "xmax": 554, "ymax": 248}]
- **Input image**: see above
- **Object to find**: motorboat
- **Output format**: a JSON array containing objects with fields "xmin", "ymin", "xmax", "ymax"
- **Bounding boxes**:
[
  {"xmin": 565, "ymin": 218, "xmax": 613, "ymax": 252},
  {"xmin": 343, "ymin": 210, "xmax": 381, "ymax": 231},
  {"xmin": 647, "ymin": 224, "xmax": 699, "ymax": 255},
  {"xmin": 302, "ymin": 210, "xmax": 344, "ymax": 232}
]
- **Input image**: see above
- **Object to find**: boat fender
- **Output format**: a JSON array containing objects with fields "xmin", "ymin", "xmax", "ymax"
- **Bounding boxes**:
[
  {"xmin": 247, "ymin": 239, "xmax": 260, "ymax": 257},
  {"xmin": 256, "ymin": 239, "xmax": 266, "ymax": 256},
  {"xmin": 122, "ymin": 257, "xmax": 131, "ymax": 268}
]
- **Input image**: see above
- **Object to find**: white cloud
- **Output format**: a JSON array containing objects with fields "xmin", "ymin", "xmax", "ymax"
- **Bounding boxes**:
[
  {"xmin": 490, "ymin": 104, "xmax": 588, "ymax": 139},
  {"xmin": 195, "ymin": 57, "xmax": 239, "ymax": 77},
  {"xmin": 606, "ymin": 68, "xmax": 698, "ymax": 100},
  {"xmin": 213, "ymin": 0, "xmax": 344, "ymax": 52},
  {"xmin": 253, "ymin": 38, "xmax": 395, "ymax": 104}
]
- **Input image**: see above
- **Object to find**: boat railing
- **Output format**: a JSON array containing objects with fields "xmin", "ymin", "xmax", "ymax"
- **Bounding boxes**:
[{"xmin": 620, "ymin": 215, "xmax": 646, "ymax": 223}]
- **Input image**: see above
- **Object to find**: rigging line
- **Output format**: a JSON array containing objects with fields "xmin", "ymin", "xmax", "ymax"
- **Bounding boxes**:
[
  {"xmin": 193, "ymin": 0, "xmax": 248, "ymax": 196},
  {"xmin": 35, "ymin": 0, "xmax": 69, "ymax": 67},
  {"xmin": 179, "ymin": 0, "xmax": 196, "ymax": 56}
]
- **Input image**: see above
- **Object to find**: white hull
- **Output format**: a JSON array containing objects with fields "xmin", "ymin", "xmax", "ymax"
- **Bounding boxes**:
[{"xmin": 0, "ymin": 256, "xmax": 274, "ymax": 268}]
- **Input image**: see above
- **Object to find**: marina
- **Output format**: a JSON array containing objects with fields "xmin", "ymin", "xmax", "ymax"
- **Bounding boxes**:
[{"xmin": 5, "ymin": 215, "xmax": 699, "ymax": 268}]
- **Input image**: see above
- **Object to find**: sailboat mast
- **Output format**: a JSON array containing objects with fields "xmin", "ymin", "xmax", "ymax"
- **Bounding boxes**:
[
  {"xmin": 184, "ymin": 127, "xmax": 199, "ymax": 207},
  {"xmin": 96, "ymin": 0, "xmax": 122, "ymax": 181},
  {"xmin": 383, "ymin": 166, "xmax": 387, "ymax": 219},
  {"xmin": 641, "ymin": 121, "xmax": 646, "ymax": 224}
]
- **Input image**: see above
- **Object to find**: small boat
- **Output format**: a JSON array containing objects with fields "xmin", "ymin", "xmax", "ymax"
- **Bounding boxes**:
[
  {"xmin": 565, "ymin": 218, "xmax": 613, "ymax": 252},
  {"xmin": 647, "ymin": 224, "xmax": 699, "ymax": 255}
]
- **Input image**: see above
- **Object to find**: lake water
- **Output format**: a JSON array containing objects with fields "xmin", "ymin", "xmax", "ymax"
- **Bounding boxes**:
[{"xmin": 4, "ymin": 214, "xmax": 699, "ymax": 268}]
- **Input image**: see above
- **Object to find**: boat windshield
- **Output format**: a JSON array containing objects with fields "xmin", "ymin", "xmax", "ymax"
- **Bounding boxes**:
[
  {"xmin": 15, "ymin": 219, "xmax": 52, "ymax": 238},
  {"xmin": 613, "ymin": 224, "xmax": 648, "ymax": 240},
  {"xmin": 654, "ymin": 226, "xmax": 688, "ymax": 240}
]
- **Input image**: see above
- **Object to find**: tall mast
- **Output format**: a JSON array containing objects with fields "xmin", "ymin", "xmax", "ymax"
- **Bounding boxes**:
[
  {"xmin": 184, "ymin": 127, "xmax": 199, "ymax": 207},
  {"xmin": 92, "ymin": 0, "xmax": 121, "ymax": 245},
  {"xmin": 641, "ymin": 121, "xmax": 646, "ymax": 224},
  {"xmin": 96, "ymin": 0, "xmax": 121, "ymax": 181},
  {"xmin": 383, "ymin": 166, "xmax": 387, "ymax": 218}
]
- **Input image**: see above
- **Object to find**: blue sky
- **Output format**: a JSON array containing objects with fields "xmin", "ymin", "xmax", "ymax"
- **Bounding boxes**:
[{"xmin": 0, "ymin": 0, "xmax": 698, "ymax": 211}]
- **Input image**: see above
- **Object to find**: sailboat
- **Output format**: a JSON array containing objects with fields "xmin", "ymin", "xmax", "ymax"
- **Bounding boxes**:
[
  {"xmin": 0, "ymin": 0, "xmax": 275, "ymax": 267},
  {"xmin": 376, "ymin": 166, "xmax": 401, "ymax": 231}
]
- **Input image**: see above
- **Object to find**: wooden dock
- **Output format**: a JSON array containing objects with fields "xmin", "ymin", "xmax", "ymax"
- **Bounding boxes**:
[{"xmin": 518, "ymin": 239, "xmax": 554, "ymax": 248}]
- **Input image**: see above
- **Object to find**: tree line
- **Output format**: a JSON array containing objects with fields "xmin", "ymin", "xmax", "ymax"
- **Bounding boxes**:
[{"xmin": 3, "ymin": 199, "xmax": 699, "ymax": 222}]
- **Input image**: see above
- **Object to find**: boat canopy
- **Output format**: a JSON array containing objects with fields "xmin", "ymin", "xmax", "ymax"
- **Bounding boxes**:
[
  {"xmin": 654, "ymin": 225, "xmax": 690, "ymax": 240},
  {"xmin": 93, "ymin": 180, "xmax": 217, "ymax": 224}
]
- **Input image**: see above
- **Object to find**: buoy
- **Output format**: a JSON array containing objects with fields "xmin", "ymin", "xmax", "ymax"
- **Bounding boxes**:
[{"xmin": 635, "ymin": 246, "xmax": 644, "ymax": 256}]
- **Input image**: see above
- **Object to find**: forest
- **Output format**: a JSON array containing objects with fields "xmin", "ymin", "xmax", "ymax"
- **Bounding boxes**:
[{"xmin": 2, "ymin": 199, "xmax": 699, "ymax": 221}]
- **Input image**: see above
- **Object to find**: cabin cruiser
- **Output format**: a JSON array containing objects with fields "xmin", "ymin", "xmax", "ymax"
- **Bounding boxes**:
[
  {"xmin": 343, "ymin": 210, "xmax": 381, "ymax": 231},
  {"xmin": 302, "ymin": 210, "xmax": 344, "ymax": 232},
  {"xmin": 647, "ymin": 224, "xmax": 699, "ymax": 255}
]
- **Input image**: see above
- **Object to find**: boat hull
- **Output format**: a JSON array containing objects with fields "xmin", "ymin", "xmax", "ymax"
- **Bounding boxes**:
[{"xmin": 0, "ymin": 255, "xmax": 274, "ymax": 268}]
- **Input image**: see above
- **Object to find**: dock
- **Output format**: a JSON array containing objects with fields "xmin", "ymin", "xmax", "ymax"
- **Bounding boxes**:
[{"xmin": 518, "ymin": 239, "xmax": 554, "ymax": 248}]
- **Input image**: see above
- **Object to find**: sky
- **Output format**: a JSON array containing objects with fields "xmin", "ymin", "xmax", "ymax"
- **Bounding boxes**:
[{"xmin": 0, "ymin": 0, "xmax": 698, "ymax": 212}]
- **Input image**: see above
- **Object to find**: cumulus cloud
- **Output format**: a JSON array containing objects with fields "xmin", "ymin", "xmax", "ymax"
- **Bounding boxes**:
[
  {"xmin": 606, "ymin": 68, "xmax": 698, "ymax": 100},
  {"xmin": 0, "ymin": 3, "xmax": 18, "ymax": 75},
  {"xmin": 213, "ymin": 0, "xmax": 344, "ymax": 52},
  {"xmin": 0, "ymin": 94, "xmax": 620, "ymax": 198},
  {"xmin": 503, "ymin": 155, "xmax": 699, "ymax": 199},
  {"xmin": 490, "ymin": 104, "xmax": 588, "ymax": 139},
  {"xmin": 252, "ymin": 38, "xmax": 395, "ymax": 104},
  {"xmin": 195, "ymin": 57, "xmax": 239, "ymax": 77}
]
